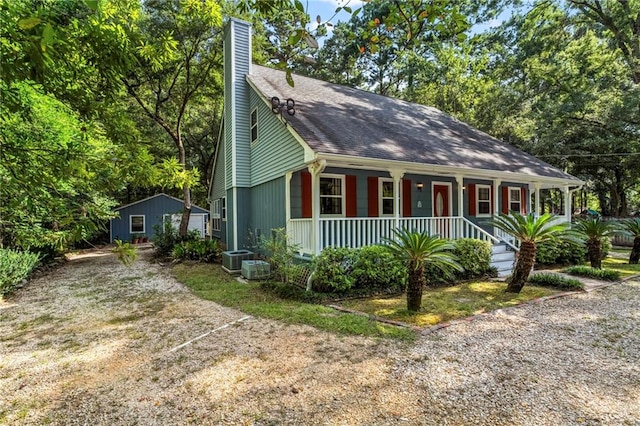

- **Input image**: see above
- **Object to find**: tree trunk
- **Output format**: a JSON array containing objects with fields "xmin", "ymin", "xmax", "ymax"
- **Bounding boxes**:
[
  {"xmin": 406, "ymin": 263, "xmax": 426, "ymax": 312},
  {"xmin": 587, "ymin": 238, "xmax": 602, "ymax": 269},
  {"xmin": 176, "ymin": 132, "xmax": 192, "ymax": 238},
  {"xmin": 506, "ymin": 241, "xmax": 536, "ymax": 293},
  {"xmin": 630, "ymin": 237, "xmax": 640, "ymax": 265}
]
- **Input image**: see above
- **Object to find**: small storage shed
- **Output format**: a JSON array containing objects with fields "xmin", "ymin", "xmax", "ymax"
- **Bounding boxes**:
[{"xmin": 109, "ymin": 193, "xmax": 209, "ymax": 243}]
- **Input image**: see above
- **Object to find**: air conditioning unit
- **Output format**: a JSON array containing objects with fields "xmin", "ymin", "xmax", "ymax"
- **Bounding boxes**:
[
  {"xmin": 241, "ymin": 260, "xmax": 271, "ymax": 280},
  {"xmin": 221, "ymin": 250, "xmax": 253, "ymax": 273}
]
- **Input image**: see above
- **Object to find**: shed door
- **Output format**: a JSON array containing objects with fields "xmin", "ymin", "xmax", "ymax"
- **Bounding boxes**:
[{"xmin": 164, "ymin": 213, "xmax": 207, "ymax": 238}]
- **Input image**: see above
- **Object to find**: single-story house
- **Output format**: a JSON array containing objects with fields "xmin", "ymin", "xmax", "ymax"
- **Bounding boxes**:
[
  {"xmin": 208, "ymin": 19, "xmax": 583, "ymax": 275},
  {"xmin": 110, "ymin": 193, "xmax": 209, "ymax": 243}
]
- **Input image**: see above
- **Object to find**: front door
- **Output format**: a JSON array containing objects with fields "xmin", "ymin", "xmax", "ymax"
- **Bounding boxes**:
[{"xmin": 432, "ymin": 184, "xmax": 451, "ymax": 238}]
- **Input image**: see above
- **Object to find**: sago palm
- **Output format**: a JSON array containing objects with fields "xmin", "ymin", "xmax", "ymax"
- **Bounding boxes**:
[
  {"xmin": 492, "ymin": 213, "xmax": 572, "ymax": 293},
  {"xmin": 574, "ymin": 217, "xmax": 617, "ymax": 269},
  {"xmin": 620, "ymin": 218, "xmax": 640, "ymax": 264},
  {"xmin": 383, "ymin": 229, "xmax": 461, "ymax": 312}
]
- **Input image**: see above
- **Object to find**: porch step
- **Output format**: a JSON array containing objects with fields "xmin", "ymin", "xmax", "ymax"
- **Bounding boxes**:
[{"xmin": 491, "ymin": 243, "xmax": 515, "ymax": 278}]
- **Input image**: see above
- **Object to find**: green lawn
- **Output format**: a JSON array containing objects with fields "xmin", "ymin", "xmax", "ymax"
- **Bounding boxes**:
[
  {"xmin": 172, "ymin": 263, "xmax": 416, "ymax": 341},
  {"xmin": 340, "ymin": 282, "xmax": 560, "ymax": 328},
  {"xmin": 601, "ymin": 257, "xmax": 640, "ymax": 278}
]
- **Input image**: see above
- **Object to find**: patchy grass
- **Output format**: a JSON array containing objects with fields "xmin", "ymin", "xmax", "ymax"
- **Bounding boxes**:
[
  {"xmin": 601, "ymin": 257, "xmax": 640, "ymax": 278},
  {"xmin": 172, "ymin": 263, "xmax": 415, "ymax": 341},
  {"xmin": 340, "ymin": 281, "xmax": 560, "ymax": 328}
]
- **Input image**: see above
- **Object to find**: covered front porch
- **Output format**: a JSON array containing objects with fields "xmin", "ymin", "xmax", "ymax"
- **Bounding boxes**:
[{"xmin": 285, "ymin": 159, "xmax": 578, "ymax": 255}]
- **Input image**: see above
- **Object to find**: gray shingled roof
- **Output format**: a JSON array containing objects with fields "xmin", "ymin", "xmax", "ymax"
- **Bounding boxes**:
[{"xmin": 247, "ymin": 65, "xmax": 580, "ymax": 182}]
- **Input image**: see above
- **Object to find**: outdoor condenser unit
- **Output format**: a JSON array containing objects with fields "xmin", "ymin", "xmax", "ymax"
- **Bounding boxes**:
[
  {"xmin": 241, "ymin": 260, "xmax": 271, "ymax": 280},
  {"xmin": 221, "ymin": 250, "xmax": 253, "ymax": 273}
]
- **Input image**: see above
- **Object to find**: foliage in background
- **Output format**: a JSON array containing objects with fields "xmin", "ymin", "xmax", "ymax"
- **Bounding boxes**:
[
  {"xmin": 535, "ymin": 239, "xmax": 588, "ymax": 266},
  {"xmin": 0, "ymin": 81, "xmax": 118, "ymax": 252},
  {"xmin": 0, "ymin": 248, "xmax": 40, "ymax": 295},
  {"xmin": 527, "ymin": 273, "xmax": 583, "ymax": 291},
  {"xmin": 172, "ymin": 239, "xmax": 220, "ymax": 262},
  {"xmin": 424, "ymin": 238, "xmax": 495, "ymax": 285},
  {"xmin": 112, "ymin": 239, "xmax": 137, "ymax": 267},
  {"xmin": 563, "ymin": 265, "xmax": 621, "ymax": 281}
]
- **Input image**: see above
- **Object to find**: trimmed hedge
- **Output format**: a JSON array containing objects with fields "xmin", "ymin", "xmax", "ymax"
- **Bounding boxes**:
[
  {"xmin": 0, "ymin": 249, "xmax": 40, "ymax": 295},
  {"xmin": 562, "ymin": 266, "xmax": 621, "ymax": 281},
  {"xmin": 536, "ymin": 240, "xmax": 587, "ymax": 266},
  {"xmin": 311, "ymin": 246, "xmax": 406, "ymax": 294},
  {"xmin": 312, "ymin": 239, "xmax": 493, "ymax": 293},
  {"xmin": 425, "ymin": 238, "xmax": 495, "ymax": 285},
  {"xmin": 527, "ymin": 273, "xmax": 584, "ymax": 290}
]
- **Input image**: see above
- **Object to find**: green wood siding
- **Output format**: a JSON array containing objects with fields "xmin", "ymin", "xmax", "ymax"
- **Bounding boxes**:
[
  {"xmin": 249, "ymin": 89, "xmax": 305, "ymax": 186},
  {"xmin": 249, "ymin": 177, "xmax": 286, "ymax": 241}
]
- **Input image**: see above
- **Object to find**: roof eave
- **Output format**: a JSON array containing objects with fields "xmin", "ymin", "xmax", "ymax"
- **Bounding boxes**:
[{"xmin": 315, "ymin": 153, "xmax": 584, "ymax": 188}]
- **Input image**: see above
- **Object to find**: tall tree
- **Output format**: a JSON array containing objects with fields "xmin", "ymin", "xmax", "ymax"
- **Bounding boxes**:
[{"xmin": 99, "ymin": 0, "xmax": 224, "ymax": 236}]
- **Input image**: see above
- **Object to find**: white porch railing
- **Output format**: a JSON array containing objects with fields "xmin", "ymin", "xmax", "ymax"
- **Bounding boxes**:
[{"xmin": 288, "ymin": 216, "xmax": 500, "ymax": 254}]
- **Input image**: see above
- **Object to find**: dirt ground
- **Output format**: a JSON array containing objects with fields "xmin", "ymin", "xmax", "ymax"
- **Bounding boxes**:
[{"xmin": 1, "ymin": 248, "xmax": 639, "ymax": 425}]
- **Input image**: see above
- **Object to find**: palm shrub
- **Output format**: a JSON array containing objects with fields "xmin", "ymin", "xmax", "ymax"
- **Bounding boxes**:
[
  {"xmin": 620, "ymin": 218, "xmax": 640, "ymax": 264},
  {"xmin": 573, "ymin": 217, "xmax": 617, "ymax": 269},
  {"xmin": 492, "ymin": 213, "xmax": 572, "ymax": 293},
  {"xmin": 383, "ymin": 229, "xmax": 461, "ymax": 312}
]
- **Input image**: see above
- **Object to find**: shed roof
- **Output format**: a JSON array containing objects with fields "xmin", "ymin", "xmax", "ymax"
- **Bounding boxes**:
[
  {"xmin": 247, "ymin": 65, "xmax": 580, "ymax": 182},
  {"xmin": 114, "ymin": 193, "xmax": 208, "ymax": 213}
]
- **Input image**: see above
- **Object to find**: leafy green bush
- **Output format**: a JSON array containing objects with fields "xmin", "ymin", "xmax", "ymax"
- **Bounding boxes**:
[
  {"xmin": 112, "ymin": 240, "xmax": 137, "ymax": 266},
  {"xmin": 536, "ymin": 240, "xmax": 587, "ymax": 265},
  {"xmin": 172, "ymin": 239, "xmax": 220, "ymax": 262},
  {"xmin": 351, "ymin": 245, "xmax": 407, "ymax": 292},
  {"xmin": 259, "ymin": 228, "xmax": 300, "ymax": 284},
  {"xmin": 0, "ymin": 249, "xmax": 40, "ymax": 295},
  {"xmin": 527, "ymin": 273, "xmax": 584, "ymax": 290},
  {"xmin": 453, "ymin": 239, "xmax": 493, "ymax": 278},
  {"xmin": 153, "ymin": 222, "xmax": 180, "ymax": 256},
  {"xmin": 311, "ymin": 247, "xmax": 356, "ymax": 292},
  {"xmin": 562, "ymin": 265, "xmax": 621, "ymax": 281}
]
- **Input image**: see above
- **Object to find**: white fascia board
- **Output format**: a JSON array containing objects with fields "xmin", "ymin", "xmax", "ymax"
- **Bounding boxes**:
[
  {"xmin": 315, "ymin": 153, "xmax": 585, "ymax": 188},
  {"xmin": 245, "ymin": 77, "xmax": 317, "ymax": 163}
]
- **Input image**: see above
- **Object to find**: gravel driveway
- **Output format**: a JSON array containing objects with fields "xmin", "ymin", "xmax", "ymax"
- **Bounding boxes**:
[{"xmin": 1, "ymin": 249, "xmax": 638, "ymax": 425}]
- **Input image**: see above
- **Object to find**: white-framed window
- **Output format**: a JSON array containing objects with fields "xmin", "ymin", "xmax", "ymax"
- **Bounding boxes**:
[
  {"xmin": 221, "ymin": 197, "xmax": 227, "ymax": 221},
  {"xmin": 130, "ymin": 215, "xmax": 145, "ymax": 233},
  {"xmin": 379, "ymin": 178, "xmax": 395, "ymax": 216},
  {"xmin": 320, "ymin": 174, "xmax": 344, "ymax": 216},
  {"xmin": 476, "ymin": 185, "xmax": 492, "ymax": 216},
  {"xmin": 509, "ymin": 187, "xmax": 522, "ymax": 212},
  {"xmin": 250, "ymin": 108, "xmax": 258, "ymax": 144},
  {"xmin": 212, "ymin": 199, "xmax": 221, "ymax": 231}
]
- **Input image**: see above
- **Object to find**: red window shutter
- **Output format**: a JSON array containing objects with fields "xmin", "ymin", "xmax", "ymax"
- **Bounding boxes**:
[
  {"xmin": 367, "ymin": 177, "xmax": 379, "ymax": 217},
  {"xmin": 521, "ymin": 187, "xmax": 527, "ymax": 214},
  {"xmin": 346, "ymin": 175, "xmax": 357, "ymax": 217},
  {"xmin": 301, "ymin": 171, "xmax": 312, "ymax": 218},
  {"xmin": 502, "ymin": 186, "xmax": 509, "ymax": 214},
  {"xmin": 402, "ymin": 179, "xmax": 412, "ymax": 217},
  {"xmin": 468, "ymin": 183, "xmax": 476, "ymax": 216}
]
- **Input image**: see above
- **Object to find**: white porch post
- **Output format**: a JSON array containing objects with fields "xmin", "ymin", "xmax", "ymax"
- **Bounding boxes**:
[
  {"xmin": 563, "ymin": 184, "xmax": 572, "ymax": 222},
  {"xmin": 285, "ymin": 171, "xmax": 292, "ymax": 245},
  {"xmin": 456, "ymin": 175, "xmax": 464, "ymax": 238},
  {"xmin": 389, "ymin": 169, "xmax": 405, "ymax": 231},
  {"xmin": 308, "ymin": 160, "xmax": 326, "ymax": 254},
  {"xmin": 533, "ymin": 183, "xmax": 541, "ymax": 216},
  {"xmin": 492, "ymin": 179, "xmax": 502, "ymax": 237}
]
